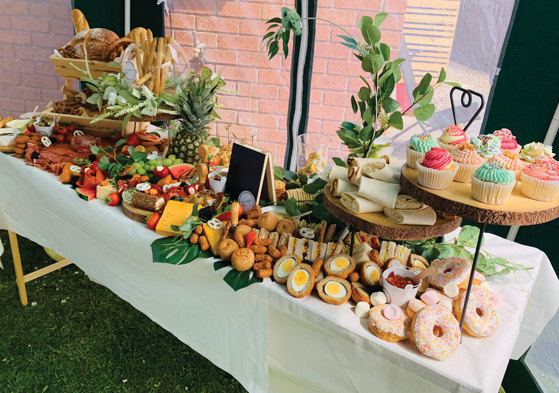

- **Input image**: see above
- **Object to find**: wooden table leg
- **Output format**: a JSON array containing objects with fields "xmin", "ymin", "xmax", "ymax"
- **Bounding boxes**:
[{"xmin": 8, "ymin": 231, "xmax": 28, "ymax": 306}]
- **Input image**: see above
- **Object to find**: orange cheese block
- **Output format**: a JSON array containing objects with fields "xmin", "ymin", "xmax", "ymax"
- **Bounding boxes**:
[{"xmin": 156, "ymin": 201, "xmax": 195, "ymax": 237}]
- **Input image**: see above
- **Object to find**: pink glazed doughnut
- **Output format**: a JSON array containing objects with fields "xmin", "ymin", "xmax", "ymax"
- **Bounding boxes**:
[
  {"xmin": 368, "ymin": 304, "xmax": 411, "ymax": 343},
  {"xmin": 454, "ymin": 285, "xmax": 498, "ymax": 337},
  {"xmin": 429, "ymin": 257, "xmax": 471, "ymax": 290},
  {"xmin": 412, "ymin": 304, "xmax": 461, "ymax": 360}
]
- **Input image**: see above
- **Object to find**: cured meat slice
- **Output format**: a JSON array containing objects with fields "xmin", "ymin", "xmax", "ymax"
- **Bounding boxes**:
[{"xmin": 70, "ymin": 134, "xmax": 100, "ymax": 154}]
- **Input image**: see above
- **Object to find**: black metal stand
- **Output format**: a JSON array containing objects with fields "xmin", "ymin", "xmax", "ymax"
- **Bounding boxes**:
[
  {"xmin": 459, "ymin": 222, "xmax": 486, "ymax": 341},
  {"xmin": 349, "ymin": 227, "xmax": 356, "ymax": 256},
  {"xmin": 450, "ymin": 86, "xmax": 485, "ymax": 132}
]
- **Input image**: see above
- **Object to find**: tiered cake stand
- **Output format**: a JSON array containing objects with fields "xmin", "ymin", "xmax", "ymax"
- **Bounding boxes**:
[{"xmin": 400, "ymin": 164, "xmax": 559, "ymax": 332}]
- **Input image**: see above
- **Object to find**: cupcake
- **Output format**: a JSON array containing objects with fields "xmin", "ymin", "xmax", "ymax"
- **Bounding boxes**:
[
  {"xmin": 438, "ymin": 125, "xmax": 469, "ymax": 152},
  {"xmin": 471, "ymin": 134, "xmax": 501, "ymax": 159},
  {"xmin": 416, "ymin": 147, "xmax": 458, "ymax": 189},
  {"xmin": 451, "ymin": 143, "xmax": 484, "ymax": 183},
  {"xmin": 406, "ymin": 133, "xmax": 439, "ymax": 169},
  {"xmin": 519, "ymin": 142, "xmax": 555, "ymax": 164},
  {"xmin": 471, "ymin": 161, "xmax": 516, "ymax": 204},
  {"xmin": 489, "ymin": 151, "xmax": 524, "ymax": 179},
  {"xmin": 520, "ymin": 159, "xmax": 559, "ymax": 201},
  {"xmin": 493, "ymin": 128, "xmax": 521, "ymax": 154}
]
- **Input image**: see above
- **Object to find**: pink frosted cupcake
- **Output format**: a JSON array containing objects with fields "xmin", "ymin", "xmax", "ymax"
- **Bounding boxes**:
[
  {"xmin": 451, "ymin": 143, "xmax": 484, "ymax": 183},
  {"xmin": 493, "ymin": 128, "xmax": 521, "ymax": 154},
  {"xmin": 520, "ymin": 159, "xmax": 559, "ymax": 201},
  {"xmin": 489, "ymin": 151, "xmax": 524, "ymax": 180},
  {"xmin": 438, "ymin": 125, "xmax": 469, "ymax": 152},
  {"xmin": 417, "ymin": 147, "xmax": 458, "ymax": 189}
]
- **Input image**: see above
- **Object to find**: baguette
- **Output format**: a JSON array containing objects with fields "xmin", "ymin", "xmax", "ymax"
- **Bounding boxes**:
[{"xmin": 71, "ymin": 9, "xmax": 90, "ymax": 33}]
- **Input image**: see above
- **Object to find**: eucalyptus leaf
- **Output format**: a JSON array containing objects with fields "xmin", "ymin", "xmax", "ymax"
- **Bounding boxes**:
[
  {"xmin": 351, "ymin": 95, "xmax": 358, "ymax": 113},
  {"xmin": 90, "ymin": 145, "xmax": 101, "ymax": 155},
  {"xmin": 437, "ymin": 67, "xmax": 446, "ymax": 83},
  {"xmin": 284, "ymin": 170, "xmax": 298, "ymax": 181},
  {"xmin": 284, "ymin": 197, "xmax": 301, "ymax": 216},
  {"xmin": 373, "ymin": 12, "xmax": 388, "ymax": 27},
  {"xmin": 359, "ymin": 16, "xmax": 373, "ymax": 33},
  {"xmin": 457, "ymin": 225, "xmax": 483, "ymax": 248},
  {"xmin": 358, "ymin": 87, "xmax": 371, "ymax": 101},
  {"xmin": 338, "ymin": 35, "xmax": 358, "ymax": 46},
  {"xmin": 443, "ymin": 81, "xmax": 461, "ymax": 87},
  {"xmin": 98, "ymin": 155, "xmax": 110, "ymax": 170},
  {"xmin": 359, "ymin": 124, "xmax": 373, "ymax": 141},
  {"xmin": 115, "ymin": 138, "xmax": 127, "ymax": 147},
  {"xmin": 377, "ymin": 68, "xmax": 393, "ymax": 88},
  {"xmin": 412, "ymin": 104, "xmax": 435, "ymax": 121},
  {"xmin": 370, "ymin": 53, "xmax": 384, "ymax": 73},
  {"xmin": 379, "ymin": 43, "xmax": 390, "ymax": 61},
  {"xmin": 361, "ymin": 56, "xmax": 373, "ymax": 73},
  {"xmin": 341, "ymin": 121, "xmax": 357, "ymax": 131},
  {"xmin": 416, "ymin": 88, "xmax": 434, "ymax": 107},
  {"xmin": 387, "ymin": 111, "xmax": 403, "ymax": 130},
  {"xmin": 303, "ymin": 178, "xmax": 327, "ymax": 194},
  {"xmin": 381, "ymin": 74, "xmax": 395, "ymax": 97},
  {"xmin": 332, "ymin": 158, "xmax": 346, "ymax": 168},
  {"xmin": 413, "ymin": 73, "xmax": 432, "ymax": 99},
  {"xmin": 364, "ymin": 25, "xmax": 381, "ymax": 45},
  {"xmin": 363, "ymin": 107, "xmax": 374, "ymax": 124},
  {"xmin": 381, "ymin": 96, "xmax": 399, "ymax": 113},
  {"xmin": 274, "ymin": 165, "xmax": 285, "ymax": 181}
]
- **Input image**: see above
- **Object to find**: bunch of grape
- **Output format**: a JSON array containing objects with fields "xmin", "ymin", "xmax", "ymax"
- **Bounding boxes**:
[{"xmin": 140, "ymin": 154, "xmax": 184, "ymax": 175}]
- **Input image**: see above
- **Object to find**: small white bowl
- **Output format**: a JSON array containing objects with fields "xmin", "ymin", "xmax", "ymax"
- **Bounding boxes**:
[
  {"xmin": 34, "ymin": 117, "xmax": 54, "ymax": 136},
  {"xmin": 381, "ymin": 267, "xmax": 420, "ymax": 307},
  {"xmin": 208, "ymin": 168, "xmax": 228, "ymax": 194}
]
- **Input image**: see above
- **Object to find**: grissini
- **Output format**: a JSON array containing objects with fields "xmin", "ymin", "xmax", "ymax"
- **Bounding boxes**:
[
  {"xmin": 327, "ymin": 165, "xmax": 348, "ymax": 184},
  {"xmin": 332, "ymin": 178, "xmax": 357, "ymax": 196},
  {"xmin": 357, "ymin": 177, "xmax": 400, "ymax": 209},
  {"xmin": 340, "ymin": 192, "xmax": 383, "ymax": 214},
  {"xmin": 383, "ymin": 206, "xmax": 437, "ymax": 225}
]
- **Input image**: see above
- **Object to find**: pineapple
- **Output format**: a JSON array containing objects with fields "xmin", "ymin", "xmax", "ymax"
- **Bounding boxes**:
[{"xmin": 170, "ymin": 71, "xmax": 220, "ymax": 164}]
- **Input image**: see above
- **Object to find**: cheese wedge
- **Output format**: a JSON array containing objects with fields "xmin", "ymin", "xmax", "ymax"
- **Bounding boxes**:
[
  {"xmin": 202, "ymin": 222, "xmax": 224, "ymax": 256},
  {"xmin": 156, "ymin": 201, "xmax": 195, "ymax": 237}
]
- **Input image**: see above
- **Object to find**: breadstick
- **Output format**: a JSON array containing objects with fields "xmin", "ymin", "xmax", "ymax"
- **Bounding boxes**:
[
  {"xmin": 141, "ymin": 33, "xmax": 149, "ymax": 73},
  {"xmin": 134, "ymin": 34, "xmax": 143, "ymax": 79},
  {"xmin": 147, "ymin": 29, "xmax": 153, "ymax": 44},
  {"xmin": 158, "ymin": 66, "xmax": 168, "ymax": 95},
  {"xmin": 153, "ymin": 37, "xmax": 164, "ymax": 95},
  {"xmin": 136, "ymin": 72, "xmax": 152, "ymax": 86},
  {"xmin": 163, "ymin": 45, "xmax": 172, "ymax": 64}
]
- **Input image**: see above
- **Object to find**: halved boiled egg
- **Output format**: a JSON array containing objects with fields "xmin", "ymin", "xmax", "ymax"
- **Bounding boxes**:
[
  {"xmin": 273, "ymin": 254, "xmax": 301, "ymax": 284},
  {"xmin": 286, "ymin": 263, "xmax": 315, "ymax": 298},
  {"xmin": 360, "ymin": 261, "xmax": 382, "ymax": 287},
  {"xmin": 324, "ymin": 254, "xmax": 356, "ymax": 279},
  {"xmin": 317, "ymin": 276, "xmax": 352, "ymax": 305}
]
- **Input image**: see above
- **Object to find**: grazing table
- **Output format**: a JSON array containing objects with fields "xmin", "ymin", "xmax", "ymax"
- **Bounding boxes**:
[{"xmin": 1, "ymin": 152, "xmax": 558, "ymax": 393}]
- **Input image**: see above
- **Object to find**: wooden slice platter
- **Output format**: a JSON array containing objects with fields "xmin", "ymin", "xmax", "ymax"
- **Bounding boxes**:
[
  {"xmin": 323, "ymin": 186, "xmax": 462, "ymax": 240},
  {"xmin": 400, "ymin": 165, "xmax": 559, "ymax": 226},
  {"xmin": 122, "ymin": 202, "xmax": 152, "ymax": 223}
]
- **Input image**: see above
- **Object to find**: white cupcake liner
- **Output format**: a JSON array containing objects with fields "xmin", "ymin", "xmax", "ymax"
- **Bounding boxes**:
[
  {"xmin": 406, "ymin": 146, "xmax": 425, "ymax": 169},
  {"xmin": 471, "ymin": 176, "xmax": 515, "ymax": 204},
  {"xmin": 520, "ymin": 173, "xmax": 559, "ymax": 201},
  {"xmin": 416, "ymin": 159, "xmax": 458, "ymax": 189},
  {"xmin": 453, "ymin": 161, "xmax": 483, "ymax": 183}
]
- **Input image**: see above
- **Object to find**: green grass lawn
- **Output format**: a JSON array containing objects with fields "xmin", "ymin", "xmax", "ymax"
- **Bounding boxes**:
[{"xmin": 0, "ymin": 230, "xmax": 247, "ymax": 393}]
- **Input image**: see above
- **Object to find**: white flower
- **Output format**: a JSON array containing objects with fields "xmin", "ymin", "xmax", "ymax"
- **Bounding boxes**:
[
  {"xmin": 31, "ymin": 302, "xmax": 37, "ymax": 307},
  {"xmin": 122, "ymin": 379, "xmax": 128, "ymax": 384}
]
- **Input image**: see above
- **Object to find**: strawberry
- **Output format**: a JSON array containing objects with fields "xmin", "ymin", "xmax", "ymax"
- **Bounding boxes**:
[
  {"xmin": 208, "ymin": 155, "xmax": 220, "ymax": 166},
  {"xmin": 104, "ymin": 192, "xmax": 121, "ymax": 206},
  {"xmin": 146, "ymin": 212, "xmax": 161, "ymax": 230}
]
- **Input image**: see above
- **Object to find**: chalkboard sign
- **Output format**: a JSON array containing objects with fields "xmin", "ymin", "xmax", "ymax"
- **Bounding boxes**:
[{"xmin": 224, "ymin": 143, "xmax": 276, "ymax": 204}]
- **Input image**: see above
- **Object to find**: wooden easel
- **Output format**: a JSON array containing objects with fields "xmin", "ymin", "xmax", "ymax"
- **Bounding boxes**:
[{"xmin": 8, "ymin": 231, "xmax": 73, "ymax": 306}]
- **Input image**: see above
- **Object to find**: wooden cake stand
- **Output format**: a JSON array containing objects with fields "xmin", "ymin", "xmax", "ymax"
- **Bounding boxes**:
[
  {"xmin": 400, "ymin": 164, "xmax": 559, "ymax": 335},
  {"xmin": 323, "ymin": 186, "xmax": 462, "ymax": 241}
]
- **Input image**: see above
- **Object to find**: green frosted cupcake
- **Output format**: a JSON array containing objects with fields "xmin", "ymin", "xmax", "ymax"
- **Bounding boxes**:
[
  {"xmin": 406, "ymin": 133, "xmax": 439, "ymax": 169},
  {"xmin": 471, "ymin": 161, "xmax": 516, "ymax": 204}
]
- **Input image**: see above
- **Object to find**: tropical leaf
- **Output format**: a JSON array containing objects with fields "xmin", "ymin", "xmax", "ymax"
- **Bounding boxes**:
[
  {"xmin": 151, "ymin": 237, "xmax": 201, "ymax": 265},
  {"xmin": 223, "ymin": 269, "xmax": 263, "ymax": 291},
  {"xmin": 303, "ymin": 177, "xmax": 327, "ymax": 194}
]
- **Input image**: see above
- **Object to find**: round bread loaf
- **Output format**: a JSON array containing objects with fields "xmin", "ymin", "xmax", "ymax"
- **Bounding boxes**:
[{"xmin": 64, "ymin": 28, "xmax": 119, "ymax": 60}]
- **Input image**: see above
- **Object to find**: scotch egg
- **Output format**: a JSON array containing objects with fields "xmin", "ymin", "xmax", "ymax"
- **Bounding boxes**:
[
  {"xmin": 360, "ymin": 261, "xmax": 382, "ymax": 287},
  {"xmin": 286, "ymin": 264, "xmax": 315, "ymax": 298},
  {"xmin": 273, "ymin": 254, "xmax": 301, "ymax": 284},
  {"xmin": 317, "ymin": 277, "xmax": 352, "ymax": 305},
  {"xmin": 351, "ymin": 282, "xmax": 371, "ymax": 305},
  {"xmin": 324, "ymin": 254, "xmax": 356, "ymax": 279}
]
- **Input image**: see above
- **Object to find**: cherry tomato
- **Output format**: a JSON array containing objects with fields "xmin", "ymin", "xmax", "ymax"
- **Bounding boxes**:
[
  {"xmin": 69, "ymin": 124, "xmax": 76, "ymax": 132},
  {"xmin": 53, "ymin": 124, "xmax": 60, "ymax": 133}
]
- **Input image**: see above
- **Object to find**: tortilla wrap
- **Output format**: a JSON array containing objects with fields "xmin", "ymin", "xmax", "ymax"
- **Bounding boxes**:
[
  {"xmin": 383, "ymin": 206, "xmax": 437, "ymax": 225},
  {"xmin": 340, "ymin": 192, "xmax": 384, "ymax": 214},
  {"xmin": 357, "ymin": 177, "xmax": 400, "ymax": 209},
  {"xmin": 332, "ymin": 178, "xmax": 358, "ymax": 197}
]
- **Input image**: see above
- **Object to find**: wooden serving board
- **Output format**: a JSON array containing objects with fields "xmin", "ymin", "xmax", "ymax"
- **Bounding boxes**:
[
  {"xmin": 323, "ymin": 187, "xmax": 461, "ymax": 240},
  {"xmin": 40, "ymin": 112, "xmax": 150, "ymax": 137},
  {"xmin": 122, "ymin": 202, "xmax": 152, "ymax": 223},
  {"xmin": 400, "ymin": 165, "xmax": 559, "ymax": 226},
  {"xmin": 50, "ymin": 55, "xmax": 120, "ymax": 80}
]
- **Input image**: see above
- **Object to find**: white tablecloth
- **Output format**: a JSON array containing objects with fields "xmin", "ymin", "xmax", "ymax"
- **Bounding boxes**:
[{"xmin": 1, "ymin": 153, "xmax": 558, "ymax": 393}]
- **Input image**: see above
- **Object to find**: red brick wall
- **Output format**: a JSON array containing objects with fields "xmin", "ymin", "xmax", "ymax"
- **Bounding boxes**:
[
  {"xmin": 0, "ymin": 0, "xmax": 406, "ymax": 167},
  {"xmin": 171, "ymin": 0, "xmax": 406, "ymax": 165},
  {"xmin": 0, "ymin": 0, "xmax": 73, "ymax": 116}
]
